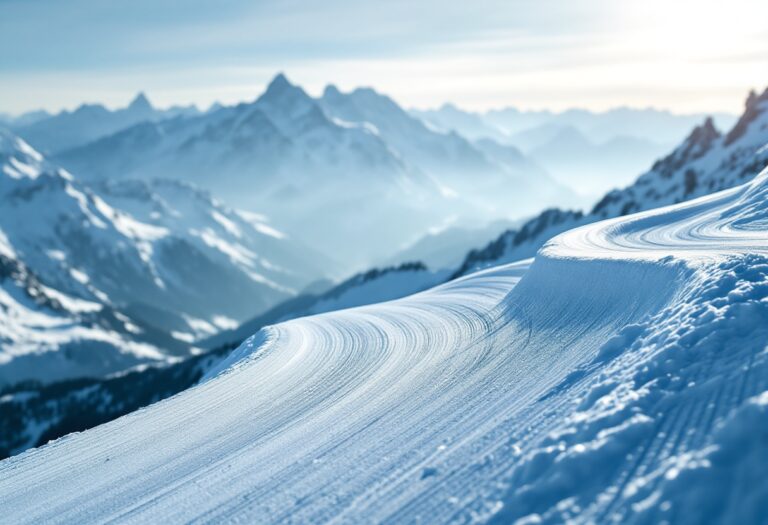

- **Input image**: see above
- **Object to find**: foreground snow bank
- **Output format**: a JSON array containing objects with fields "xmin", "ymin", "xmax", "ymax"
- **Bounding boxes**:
[
  {"xmin": 492, "ymin": 253, "xmax": 768, "ymax": 524},
  {"xmin": 0, "ymin": 172, "xmax": 767, "ymax": 523}
]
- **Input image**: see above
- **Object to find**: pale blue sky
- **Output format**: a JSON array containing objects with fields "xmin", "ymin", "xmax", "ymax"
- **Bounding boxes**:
[{"xmin": 1, "ymin": 0, "xmax": 766, "ymax": 114}]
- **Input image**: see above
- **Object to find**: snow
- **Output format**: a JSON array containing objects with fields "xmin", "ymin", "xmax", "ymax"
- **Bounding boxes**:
[
  {"xmin": 1, "ymin": 162, "xmax": 767, "ymax": 522},
  {"xmin": 0, "ymin": 276, "xmax": 167, "ymax": 385}
]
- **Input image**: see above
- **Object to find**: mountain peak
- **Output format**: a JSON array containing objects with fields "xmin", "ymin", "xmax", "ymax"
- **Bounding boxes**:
[
  {"xmin": 703, "ymin": 116, "xmax": 717, "ymax": 132},
  {"xmin": 265, "ymin": 73, "xmax": 293, "ymax": 95},
  {"xmin": 681, "ymin": 116, "xmax": 720, "ymax": 154},
  {"xmin": 257, "ymin": 72, "xmax": 317, "ymax": 114},
  {"xmin": 323, "ymin": 84, "xmax": 342, "ymax": 99},
  {"xmin": 725, "ymin": 85, "xmax": 768, "ymax": 147},
  {"xmin": 745, "ymin": 86, "xmax": 768, "ymax": 109},
  {"xmin": 128, "ymin": 92, "xmax": 153, "ymax": 112}
]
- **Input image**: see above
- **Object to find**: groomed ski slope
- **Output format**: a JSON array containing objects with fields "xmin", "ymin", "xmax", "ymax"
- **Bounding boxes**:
[{"xmin": 1, "ymin": 170, "xmax": 768, "ymax": 524}]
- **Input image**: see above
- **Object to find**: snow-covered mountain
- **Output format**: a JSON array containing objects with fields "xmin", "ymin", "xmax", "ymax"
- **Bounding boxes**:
[
  {"xmin": 0, "ymin": 234, "xmax": 183, "ymax": 387},
  {"xmin": 54, "ymin": 74, "xmax": 572, "ymax": 267},
  {"xmin": 0, "ymin": 130, "xmax": 335, "ymax": 385},
  {"xmin": 91, "ymin": 177, "xmax": 339, "ymax": 298},
  {"xmin": 0, "ymin": 133, "xmax": 190, "ymax": 386},
  {"xmin": 454, "ymin": 87, "xmax": 768, "ymax": 277},
  {"xmin": 13, "ymin": 93, "xmax": 199, "ymax": 155},
  {"xmin": 53, "ymin": 77, "xmax": 439, "ymax": 265},
  {"xmin": 3, "ymin": 151, "xmax": 766, "ymax": 523}
]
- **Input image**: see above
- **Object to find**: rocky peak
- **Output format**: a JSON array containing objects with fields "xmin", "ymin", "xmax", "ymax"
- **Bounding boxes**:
[
  {"xmin": 322, "ymin": 84, "xmax": 342, "ymax": 100},
  {"xmin": 261, "ymin": 73, "xmax": 303, "ymax": 101},
  {"xmin": 687, "ymin": 117, "xmax": 720, "ymax": 150},
  {"xmin": 725, "ymin": 86, "xmax": 768, "ymax": 146},
  {"xmin": 127, "ymin": 92, "xmax": 154, "ymax": 113}
]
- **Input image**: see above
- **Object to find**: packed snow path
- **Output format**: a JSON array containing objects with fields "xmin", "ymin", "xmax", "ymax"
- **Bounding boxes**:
[{"xmin": 2, "ymin": 171, "xmax": 768, "ymax": 524}]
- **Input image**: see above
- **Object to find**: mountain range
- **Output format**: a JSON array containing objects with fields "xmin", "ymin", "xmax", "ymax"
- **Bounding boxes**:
[
  {"xmin": 414, "ymin": 104, "xmax": 738, "ymax": 196},
  {"xmin": 16, "ymin": 74, "xmax": 572, "ymax": 267},
  {"xmin": 10, "ymin": 94, "xmax": 199, "ymax": 155}
]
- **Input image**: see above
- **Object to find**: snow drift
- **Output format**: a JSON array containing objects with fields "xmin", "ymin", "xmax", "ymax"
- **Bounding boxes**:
[{"xmin": 1, "ymin": 166, "xmax": 767, "ymax": 523}]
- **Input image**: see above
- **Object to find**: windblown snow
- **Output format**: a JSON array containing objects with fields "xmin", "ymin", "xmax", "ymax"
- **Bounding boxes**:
[{"xmin": 1, "ymin": 167, "xmax": 768, "ymax": 523}]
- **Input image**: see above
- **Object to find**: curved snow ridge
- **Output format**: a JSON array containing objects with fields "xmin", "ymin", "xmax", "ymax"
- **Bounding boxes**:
[
  {"xmin": 1, "ymin": 174, "xmax": 768, "ymax": 524},
  {"xmin": 544, "ymin": 168, "xmax": 768, "ymax": 263}
]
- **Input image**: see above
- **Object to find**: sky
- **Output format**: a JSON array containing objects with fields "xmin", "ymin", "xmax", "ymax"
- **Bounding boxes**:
[{"xmin": 1, "ymin": 0, "xmax": 767, "ymax": 115}]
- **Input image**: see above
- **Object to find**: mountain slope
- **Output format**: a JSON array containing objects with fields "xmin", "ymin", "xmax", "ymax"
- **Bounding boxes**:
[
  {"xmin": 454, "ymin": 87, "xmax": 768, "ymax": 277},
  {"xmin": 2, "ymin": 159, "xmax": 767, "ymax": 523},
  {"xmin": 0, "ymin": 343, "xmax": 233, "ymax": 459},
  {"xmin": 0, "ymin": 238, "xmax": 180, "ymax": 387},
  {"xmin": 0, "ymin": 130, "xmax": 335, "ymax": 384},
  {"xmin": 92, "ymin": 178, "xmax": 338, "ymax": 296}
]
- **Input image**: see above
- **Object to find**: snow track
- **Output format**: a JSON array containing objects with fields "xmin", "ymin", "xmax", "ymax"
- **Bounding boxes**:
[{"xmin": 1, "ymin": 171, "xmax": 768, "ymax": 524}]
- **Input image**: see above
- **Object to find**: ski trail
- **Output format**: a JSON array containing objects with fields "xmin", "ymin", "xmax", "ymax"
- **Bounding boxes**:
[{"xmin": 1, "ymin": 171, "xmax": 767, "ymax": 524}]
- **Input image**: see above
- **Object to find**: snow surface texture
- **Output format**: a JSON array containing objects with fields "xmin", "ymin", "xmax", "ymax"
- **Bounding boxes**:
[{"xmin": 1, "ymin": 168, "xmax": 768, "ymax": 523}]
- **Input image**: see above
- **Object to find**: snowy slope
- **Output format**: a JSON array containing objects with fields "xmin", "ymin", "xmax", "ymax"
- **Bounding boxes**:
[
  {"xmin": 1, "ymin": 262, "xmax": 438, "ymax": 459},
  {"xmin": 2, "ymin": 157, "xmax": 767, "ymax": 522},
  {"xmin": 0, "ymin": 241, "xmax": 179, "ymax": 387},
  {"xmin": 6, "ymin": 131, "xmax": 335, "ymax": 328},
  {"xmin": 92, "ymin": 178, "xmax": 338, "ymax": 297},
  {"xmin": 455, "ymin": 87, "xmax": 768, "ymax": 277}
]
